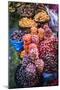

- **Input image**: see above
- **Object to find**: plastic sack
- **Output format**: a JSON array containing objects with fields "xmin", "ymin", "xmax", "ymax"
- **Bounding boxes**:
[{"xmin": 10, "ymin": 40, "xmax": 24, "ymax": 52}]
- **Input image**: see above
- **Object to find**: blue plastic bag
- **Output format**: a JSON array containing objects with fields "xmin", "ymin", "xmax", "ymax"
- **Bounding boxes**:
[{"xmin": 10, "ymin": 40, "xmax": 24, "ymax": 52}]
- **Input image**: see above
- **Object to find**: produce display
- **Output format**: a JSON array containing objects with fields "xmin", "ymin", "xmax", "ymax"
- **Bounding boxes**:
[{"xmin": 8, "ymin": 2, "xmax": 58, "ymax": 89}]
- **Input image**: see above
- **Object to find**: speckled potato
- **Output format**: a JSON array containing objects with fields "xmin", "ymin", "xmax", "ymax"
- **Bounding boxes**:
[
  {"xmin": 43, "ymin": 24, "xmax": 53, "ymax": 39},
  {"xmin": 38, "ymin": 28, "xmax": 45, "ymax": 41},
  {"xmin": 29, "ymin": 43, "xmax": 39, "ymax": 61},
  {"xmin": 31, "ymin": 27, "xmax": 38, "ymax": 35},
  {"xmin": 23, "ymin": 34, "xmax": 32, "ymax": 45},
  {"xmin": 32, "ymin": 35, "xmax": 39, "ymax": 45},
  {"xmin": 35, "ymin": 59, "xmax": 44, "ymax": 73}
]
